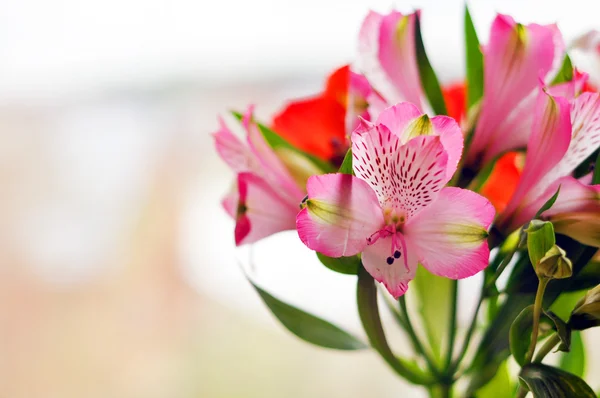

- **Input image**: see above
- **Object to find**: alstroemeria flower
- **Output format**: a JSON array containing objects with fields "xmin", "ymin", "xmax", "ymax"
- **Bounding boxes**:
[
  {"xmin": 496, "ymin": 89, "xmax": 600, "ymax": 245},
  {"xmin": 480, "ymin": 152, "xmax": 525, "ymax": 213},
  {"xmin": 214, "ymin": 108, "xmax": 305, "ymax": 245},
  {"xmin": 467, "ymin": 14, "xmax": 566, "ymax": 167},
  {"xmin": 296, "ymin": 103, "xmax": 495, "ymax": 298}
]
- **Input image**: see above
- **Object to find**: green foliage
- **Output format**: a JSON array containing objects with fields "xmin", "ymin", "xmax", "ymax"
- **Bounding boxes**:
[
  {"xmin": 338, "ymin": 149, "xmax": 353, "ymax": 175},
  {"xmin": 414, "ymin": 14, "xmax": 447, "ymax": 115},
  {"xmin": 519, "ymin": 363, "xmax": 595, "ymax": 397},
  {"xmin": 464, "ymin": 5, "xmax": 484, "ymax": 108},
  {"xmin": 559, "ymin": 331, "xmax": 586, "ymax": 378},
  {"xmin": 510, "ymin": 305, "xmax": 554, "ymax": 366},
  {"xmin": 316, "ymin": 252, "xmax": 360, "ymax": 275},
  {"xmin": 248, "ymin": 279, "xmax": 367, "ymax": 350},
  {"xmin": 413, "ymin": 266, "xmax": 452, "ymax": 364},
  {"xmin": 594, "ymin": 151, "xmax": 600, "ymax": 184},
  {"xmin": 231, "ymin": 110, "xmax": 334, "ymax": 172},
  {"xmin": 356, "ymin": 267, "xmax": 434, "ymax": 385},
  {"xmin": 551, "ymin": 55, "xmax": 574, "ymax": 85},
  {"xmin": 476, "ymin": 361, "xmax": 514, "ymax": 398},
  {"xmin": 534, "ymin": 186, "xmax": 561, "ymax": 219},
  {"xmin": 544, "ymin": 310, "xmax": 571, "ymax": 352}
]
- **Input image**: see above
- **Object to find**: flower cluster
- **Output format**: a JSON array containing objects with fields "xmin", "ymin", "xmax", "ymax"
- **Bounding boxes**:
[{"xmin": 213, "ymin": 8, "xmax": 600, "ymax": 397}]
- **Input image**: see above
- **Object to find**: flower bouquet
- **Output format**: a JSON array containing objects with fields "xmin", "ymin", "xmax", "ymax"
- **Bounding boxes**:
[{"xmin": 213, "ymin": 7, "xmax": 600, "ymax": 397}]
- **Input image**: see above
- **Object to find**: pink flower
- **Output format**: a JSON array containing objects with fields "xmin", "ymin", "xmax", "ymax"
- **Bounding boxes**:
[
  {"xmin": 496, "ymin": 89, "xmax": 600, "ymax": 247},
  {"xmin": 296, "ymin": 103, "xmax": 495, "ymax": 298},
  {"xmin": 213, "ymin": 107, "xmax": 304, "ymax": 245},
  {"xmin": 467, "ymin": 14, "xmax": 566, "ymax": 167}
]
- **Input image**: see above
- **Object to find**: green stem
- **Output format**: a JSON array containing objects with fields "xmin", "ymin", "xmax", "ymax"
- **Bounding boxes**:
[
  {"xmin": 444, "ymin": 280, "xmax": 458, "ymax": 371},
  {"xmin": 399, "ymin": 296, "xmax": 442, "ymax": 378},
  {"xmin": 533, "ymin": 333, "xmax": 560, "ymax": 363},
  {"xmin": 524, "ymin": 278, "xmax": 549, "ymax": 365},
  {"xmin": 449, "ymin": 284, "xmax": 484, "ymax": 372}
]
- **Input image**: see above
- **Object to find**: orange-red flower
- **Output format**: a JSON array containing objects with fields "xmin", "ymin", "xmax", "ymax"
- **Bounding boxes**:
[
  {"xmin": 480, "ymin": 152, "xmax": 524, "ymax": 213},
  {"xmin": 442, "ymin": 82, "xmax": 467, "ymax": 123}
]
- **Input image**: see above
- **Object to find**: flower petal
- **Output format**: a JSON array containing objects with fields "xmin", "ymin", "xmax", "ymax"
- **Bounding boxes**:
[
  {"xmin": 550, "ymin": 211, "xmax": 600, "ymax": 248},
  {"xmin": 296, "ymin": 173, "xmax": 384, "ymax": 257},
  {"xmin": 213, "ymin": 117, "xmax": 258, "ymax": 173},
  {"xmin": 357, "ymin": 10, "xmax": 423, "ymax": 110},
  {"xmin": 362, "ymin": 234, "xmax": 417, "ymax": 298},
  {"xmin": 235, "ymin": 172, "xmax": 299, "ymax": 246},
  {"xmin": 352, "ymin": 125, "xmax": 449, "ymax": 218},
  {"xmin": 404, "ymin": 187, "xmax": 494, "ymax": 279},
  {"xmin": 498, "ymin": 89, "xmax": 572, "ymax": 231},
  {"xmin": 468, "ymin": 15, "xmax": 560, "ymax": 165}
]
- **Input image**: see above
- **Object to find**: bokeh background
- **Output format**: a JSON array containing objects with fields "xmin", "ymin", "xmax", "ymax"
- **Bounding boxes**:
[{"xmin": 1, "ymin": 0, "xmax": 600, "ymax": 397}]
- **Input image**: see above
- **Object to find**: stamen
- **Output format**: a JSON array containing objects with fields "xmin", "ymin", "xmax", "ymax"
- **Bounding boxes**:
[
  {"xmin": 394, "ymin": 250, "xmax": 401, "ymax": 259},
  {"xmin": 386, "ymin": 257, "xmax": 394, "ymax": 265}
]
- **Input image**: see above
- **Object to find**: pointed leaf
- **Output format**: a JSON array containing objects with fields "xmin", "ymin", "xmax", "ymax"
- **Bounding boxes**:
[
  {"xmin": 551, "ymin": 55, "xmax": 574, "ymax": 85},
  {"xmin": 593, "ymin": 151, "xmax": 600, "ymax": 185},
  {"xmin": 357, "ymin": 266, "xmax": 434, "ymax": 385},
  {"xmin": 544, "ymin": 310, "xmax": 571, "ymax": 352},
  {"xmin": 510, "ymin": 305, "xmax": 554, "ymax": 366},
  {"xmin": 535, "ymin": 185, "xmax": 562, "ymax": 219},
  {"xmin": 249, "ymin": 279, "xmax": 367, "ymax": 350},
  {"xmin": 338, "ymin": 148, "xmax": 353, "ymax": 175},
  {"xmin": 414, "ymin": 14, "xmax": 447, "ymax": 115},
  {"xmin": 520, "ymin": 363, "xmax": 595, "ymax": 398},
  {"xmin": 316, "ymin": 252, "xmax": 360, "ymax": 275},
  {"xmin": 559, "ymin": 331, "xmax": 586, "ymax": 378},
  {"xmin": 477, "ymin": 361, "xmax": 514, "ymax": 398},
  {"xmin": 464, "ymin": 5, "xmax": 483, "ymax": 108}
]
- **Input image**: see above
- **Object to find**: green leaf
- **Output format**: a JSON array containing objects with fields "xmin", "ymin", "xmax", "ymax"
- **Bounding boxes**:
[
  {"xmin": 534, "ymin": 185, "xmax": 561, "ymax": 219},
  {"xmin": 510, "ymin": 305, "xmax": 555, "ymax": 366},
  {"xmin": 526, "ymin": 220, "xmax": 556, "ymax": 269},
  {"xmin": 338, "ymin": 148, "xmax": 353, "ymax": 175},
  {"xmin": 356, "ymin": 266, "xmax": 434, "ymax": 385},
  {"xmin": 551, "ymin": 55, "xmax": 574, "ymax": 85},
  {"xmin": 316, "ymin": 252, "xmax": 360, "ymax": 275},
  {"xmin": 464, "ymin": 5, "xmax": 483, "ymax": 108},
  {"xmin": 593, "ymin": 151, "xmax": 600, "ymax": 185},
  {"xmin": 520, "ymin": 363, "xmax": 595, "ymax": 398},
  {"xmin": 559, "ymin": 331, "xmax": 586, "ymax": 378},
  {"xmin": 477, "ymin": 361, "xmax": 514, "ymax": 398},
  {"xmin": 414, "ymin": 14, "xmax": 447, "ymax": 115},
  {"xmin": 248, "ymin": 279, "xmax": 367, "ymax": 350},
  {"xmin": 551, "ymin": 291, "xmax": 587, "ymax": 320},
  {"xmin": 231, "ymin": 111, "xmax": 334, "ymax": 172},
  {"xmin": 544, "ymin": 310, "xmax": 571, "ymax": 352},
  {"xmin": 413, "ymin": 266, "xmax": 452, "ymax": 364}
]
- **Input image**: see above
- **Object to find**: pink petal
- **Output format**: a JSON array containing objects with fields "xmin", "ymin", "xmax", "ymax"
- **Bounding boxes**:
[
  {"xmin": 375, "ymin": 102, "xmax": 422, "ymax": 141},
  {"xmin": 352, "ymin": 125, "xmax": 449, "ymax": 218},
  {"xmin": 296, "ymin": 173, "xmax": 384, "ymax": 257},
  {"xmin": 404, "ymin": 187, "xmax": 495, "ymax": 279},
  {"xmin": 498, "ymin": 89, "xmax": 572, "ymax": 231},
  {"xmin": 542, "ymin": 177, "xmax": 600, "ymax": 216},
  {"xmin": 361, "ymin": 234, "xmax": 417, "ymax": 298},
  {"xmin": 345, "ymin": 70, "xmax": 373, "ymax": 133},
  {"xmin": 212, "ymin": 117, "xmax": 258, "ymax": 173},
  {"xmin": 468, "ymin": 15, "xmax": 560, "ymax": 165},
  {"xmin": 550, "ymin": 211, "xmax": 600, "ymax": 248},
  {"xmin": 430, "ymin": 116, "xmax": 464, "ymax": 183},
  {"xmin": 222, "ymin": 186, "xmax": 239, "ymax": 218},
  {"xmin": 235, "ymin": 172, "xmax": 299, "ymax": 246},
  {"xmin": 357, "ymin": 10, "xmax": 423, "ymax": 110}
]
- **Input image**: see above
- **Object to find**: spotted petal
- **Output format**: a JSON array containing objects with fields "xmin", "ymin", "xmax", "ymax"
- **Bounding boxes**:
[
  {"xmin": 404, "ymin": 187, "xmax": 495, "ymax": 279},
  {"xmin": 296, "ymin": 173, "xmax": 384, "ymax": 257},
  {"xmin": 468, "ymin": 15, "xmax": 561, "ymax": 165},
  {"xmin": 235, "ymin": 172, "xmax": 299, "ymax": 246},
  {"xmin": 352, "ymin": 125, "xmax": 449, "ymax": 219},
  {"xmin": 362, "ymin": 234, "xmax": 418, "ymax": 298}
]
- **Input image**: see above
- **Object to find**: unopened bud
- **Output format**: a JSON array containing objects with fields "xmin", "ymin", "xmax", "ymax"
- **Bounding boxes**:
[
  {"xmin": 569, "ymin": 284, "xmax": 600, "ymax": 330},
  {"xmin": 526, "ymin": 220, "xmax": 555, "ymax": 269},
  {"xmin": 536, "ymin": 245, "xmax": 572, "ymax": 280}
]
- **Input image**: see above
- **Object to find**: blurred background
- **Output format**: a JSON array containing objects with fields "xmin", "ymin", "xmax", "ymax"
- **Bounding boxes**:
[{"xmin": 1, "ymin": 0, "xmax": 600, "ymax": 397}]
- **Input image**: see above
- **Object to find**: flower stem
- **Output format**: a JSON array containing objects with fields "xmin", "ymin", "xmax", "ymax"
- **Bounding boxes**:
[
  {"xmin": 444, "ymin": 280, "xmax": 458, "ymax": 371},
  {"xmin": 524, "ymin": 277, "xmax": 549, "ymax": 365},
  {"xmin": 533, "ymin": 333, "xmax": 560, "ymax": 363},
  {"xmin": 399, "ymin": 296, "xmax": 442, "ymax": 378}
]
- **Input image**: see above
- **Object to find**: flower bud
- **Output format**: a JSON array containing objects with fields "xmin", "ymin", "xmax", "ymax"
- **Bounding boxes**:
[
  {"xmin": 536, "ymin": 245, "xmax": 572, "ymax": 280},
  {"xmin": 525, "ymin": 220, "xmax": 555, "ymax": 269},
  {"xmin": 569, "ymin": 284, "xmax": 600, "ymax": 330}
]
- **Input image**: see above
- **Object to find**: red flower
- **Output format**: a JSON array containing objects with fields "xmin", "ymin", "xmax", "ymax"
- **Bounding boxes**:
[
  {"xmin": 442, "ymin": 82, "xmax": 467, "ymax": 122},
  {"xmin": 480, "ymin": 152, "xmax": 524, "ymax": 213}
]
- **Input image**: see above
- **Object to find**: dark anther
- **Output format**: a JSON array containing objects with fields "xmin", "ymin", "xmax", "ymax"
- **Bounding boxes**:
[
  {"xmin": 386, "ymin": 257, "xmax": 394, "ymax": 265},
  {"xmin": 393, "ymin": 250, "xmax": 401, "ymax": 259}
]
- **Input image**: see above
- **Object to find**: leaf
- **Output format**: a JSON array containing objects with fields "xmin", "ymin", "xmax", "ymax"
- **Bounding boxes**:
[
  {"xmin": 414, "ymin": 14, "xmax": 447, "ymax": 115},
  {"xmin": 477, "ymin": 361, "xmax": 514, "ymax": 398},
  {"xmin": 464, "ymin": 5, "xmax": 483, "ymax": 108},
  {"xmin": 510, "ymin": 305, "xmax": 555, "ymax": 366},
  {"xmin": 248, "ymin": 279, "xmax": 367, "ymax": 350},
  {"xmin": 534, "ymin": 186, "xmax": 561, "ymax": 219},
  {"xmin": 551, "ymin": 55, "xmax": 574, "ymax": 85},
  {"xmin": 559, "ymin": 331, "xmax": 586, "ymax": 378},
  {"xmin": 338, "ymin": 148, "xmax": 353, "ymax": 175},
  {"xmin": 356, "ymin": 266, "xmax": 433, "ymax": 385},
  {"xmin": 413, "ymin": 266, "xmax": 452, "ymax": 364},
  {"xmin": 550, "ymin": 291, "xmax": 586, "ymax": 324},
  {"xmin": 544, "ymin": 310, "xmax": 571, "ymax": 352},
  {"xmin": 231, "ymin": 110, "xmax": 334, "ymax": 173},
  {"xmin": 593, "ymin": 151, "xmax": 600, "ymax": 185},
  {"xmin": 316, "ymin": 252, "xmax": 360, "ymax": 275},
  {"xmin": 519, "ymin": 363, "xmax": 595, "ymax": 398}
]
